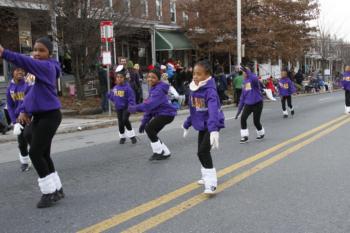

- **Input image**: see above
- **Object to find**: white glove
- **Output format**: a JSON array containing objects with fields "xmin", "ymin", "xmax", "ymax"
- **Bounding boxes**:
[
  {"xmin": 13, "ymin": 123, "xmax": 24, "ymax": 136},
  {"xmin": 210, "ymin": 131, "xmax": 219, "ymax": 149},
  {"xmin": 182, "ymin": 126, "xmax": 189, "ymax": 138}
]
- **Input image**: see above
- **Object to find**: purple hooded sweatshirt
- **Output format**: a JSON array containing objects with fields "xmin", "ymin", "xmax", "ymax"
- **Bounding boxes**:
[
  {"xmin": 237, "ymin": 71, "xmax": 263, "ymax": 113},
  {"xmin": 341, "ymin": 71, "xmax": 350, "ymax": 91},
  {"xmin": 278, "ymin": 77, "xmax": 296, "ymax": 97},
  {"xmin": 135, "ymin": 81, "xmax": 177, "ymax": 126},
  {"xmin": 183, "ymin": 78, "xmax": 225, "ymax": 132},
  {"xmin": 2, "ymin": 50, "xmax": 61, "ymax": 114},
  {"xmin": 6, "ymin": 79, "xmax": 26, "ymax": 123},
  {"xmin": 108, "ymin": 83, "xmax": 135, "ymax": 110}
]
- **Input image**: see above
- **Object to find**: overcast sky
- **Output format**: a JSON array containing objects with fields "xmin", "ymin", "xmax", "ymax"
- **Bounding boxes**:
[{"xmin": 317, "ymin": 0, "xmax": 350, "ymax": 41}]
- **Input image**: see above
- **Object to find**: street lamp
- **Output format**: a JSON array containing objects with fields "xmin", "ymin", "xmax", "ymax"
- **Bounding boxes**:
[{"xmin": 237, "ymin": 0, "xmax": 242, "ymax": 66}]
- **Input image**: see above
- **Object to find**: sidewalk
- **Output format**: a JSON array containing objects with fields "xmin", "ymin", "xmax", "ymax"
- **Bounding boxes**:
[{"xmin": 0, "ymin": 90, "xmax": 340, "ymax": 144}]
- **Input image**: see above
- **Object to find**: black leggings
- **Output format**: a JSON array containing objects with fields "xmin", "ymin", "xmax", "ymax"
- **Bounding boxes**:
[
  {"xmin": 25, "ymin": 110, "xmax": 62, "ymax": 178},
  {"xmin": 18, "ymin": 128, "xmax": 29, "ymax": 157},
  {"xmin": 241, "ymin": 101, "xmax": 263, "ymax": 130},
  {"xmin": 117, "ymin": 109, "xmax": 132, "ymax": 134},
  {"xmin": 281, "ymin": 95, "xmax": 293, "ymax": 111},
  {"xmin": 145, "ymin": 115, "xmax": 174, "ymax": 142},
  {"xmin": 197, "ymin": 130, "xmax": 213, "ymax": 169},
  {"xmin": 346, "ymin": 90, "xmax": 350, "ymax": 107}
]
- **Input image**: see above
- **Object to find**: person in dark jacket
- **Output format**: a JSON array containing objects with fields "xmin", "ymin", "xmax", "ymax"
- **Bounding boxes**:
[
  {"xmin": 0, "ymin": 37, "xmax": 64, "ymax": 208},
  {"xmin": 183, "ymin": 60, "xmax": 224, "ymax": 195},
  {"xmin": 98, "ymin": 65, "xmax": 108, "ymax": 112}
]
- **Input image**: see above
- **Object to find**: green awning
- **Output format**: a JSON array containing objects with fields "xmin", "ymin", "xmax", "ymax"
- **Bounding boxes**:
[{"xmin": 155, "ymin": 31, "xmax": 193, "ymax": 51}]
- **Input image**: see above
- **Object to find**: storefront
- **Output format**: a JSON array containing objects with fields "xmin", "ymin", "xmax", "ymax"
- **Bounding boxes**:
[{"xmin": 155, "ymin": 30, "xmax": 195, "ymax": 67}]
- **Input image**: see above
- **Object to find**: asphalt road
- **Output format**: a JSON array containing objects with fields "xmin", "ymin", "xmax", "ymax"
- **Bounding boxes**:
[{"xmin": 1, "ymin": 91, "xmax": 350, "ymax": 233}]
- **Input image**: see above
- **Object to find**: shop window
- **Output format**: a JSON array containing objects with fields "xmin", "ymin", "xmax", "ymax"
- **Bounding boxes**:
[{"xmin": 170, "ymin": 1, "xmax": 176, "ymax": 23}]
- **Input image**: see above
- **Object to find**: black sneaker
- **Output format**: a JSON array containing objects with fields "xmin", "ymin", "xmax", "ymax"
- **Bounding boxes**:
[
  {"xmin": 291, "ymin": 110, "xmax": 295, "ymax": 116},
  {"xmin": 130, "ymin": 137, "xmax": 137, "ymax": 144},
  {"xmin": 36, "ymin": 193, "xmax": 59, "ymax": 208},
  {"xmin": 20, "ymin": 163, "xmax": 30, "ymax": 172},
  {"xmin": 256, "ymin": 135, "xmax": 265, "ymax": 140},
  {"xmin": 57, "ymin": 188, "xmax": 65, "ymax": 199},
  {"xmin": 149, "ymin": 152, "xmax": 170, "ymax": 161},
  {"xmin": 240, "ymin": 137, "xmax": 249, "ymax": 144},
  {"xmin": 156, "ymin": 154, "xmax": 171, "ymax": 160},
  {"xmin": 119, "ymin": 138, "xmax": 126, "ymax": 144}
]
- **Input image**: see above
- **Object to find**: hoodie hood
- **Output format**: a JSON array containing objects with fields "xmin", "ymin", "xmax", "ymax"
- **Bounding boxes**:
[
  {"xmin": 50, "ymin": 59, "xmax": 61, "ymax": 79},
  {"xmin": 343, "ymin": 71, "xmax": 350, "ymax": 77},
  {"xmin": 153, "ymin": 81, "xmax": 170, "ymax": 94},
  {"xmin": 190, "ymin": 76, "xmax": 214, "ymax": 91}
]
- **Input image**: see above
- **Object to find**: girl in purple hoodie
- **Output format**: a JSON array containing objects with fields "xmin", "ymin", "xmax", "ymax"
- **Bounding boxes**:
[
  {"xmin": 6, "ymin": 66, "xmax": 31, "ymax": 172},
  {"xmin": 128, "ymin": 69, "xmax": 177, "ymax": 161},
  {"xmin": 235, "ymin": 67, "xmax": 265, "ymax": 143},
  {"xmin": 341, "ymin": 66, "xmax": 350, "ymax": 114},
  {"xmin": 108, "ymin": 65, "xmax": 137, "ymax": 144},
  {"xmin": 183, "ymin": 60, "xmax": 224, "ymax": 194},
  {"xmin": 0, "ymin": 38, "xmax": 63, "ymax": 208},
  {"xmin": 278, "ymin": 70, "xmax": 296, "ymax": 118}
]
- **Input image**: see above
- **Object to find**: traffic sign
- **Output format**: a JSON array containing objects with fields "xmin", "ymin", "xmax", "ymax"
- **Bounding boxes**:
[{"xmin": 100, "ymin": 21, "xmax": 113, "ymax": 43}]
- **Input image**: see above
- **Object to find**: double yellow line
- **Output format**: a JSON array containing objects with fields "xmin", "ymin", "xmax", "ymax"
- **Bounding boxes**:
[{"xmin": 78, "ymin": 115, "xmax": 349, "ymax": 233}]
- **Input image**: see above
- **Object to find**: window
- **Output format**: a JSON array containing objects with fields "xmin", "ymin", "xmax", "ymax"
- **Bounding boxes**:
[
  {"xmin": 156, "ymin": 0, "xmax": 162, "ymax": 18},
  {"xmin": 182, "ymin": 11, "xmax": 189, "ymax": 26},
  {"xmin": 170, "ymin": 1, "xmax": 176, "ymax": 23},
  {"xmin": 141, "ymin": 0, "xmax": 148, "ymax": 17},
  {"xmin": 124, "ymin": 0, "xmax": 131, "ymax": 13}
]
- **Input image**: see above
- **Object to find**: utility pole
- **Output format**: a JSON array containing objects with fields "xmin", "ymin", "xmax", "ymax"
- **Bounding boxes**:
[{"xmin": 237, "ymin": 0, "xmax": 242, "ymax": 66}]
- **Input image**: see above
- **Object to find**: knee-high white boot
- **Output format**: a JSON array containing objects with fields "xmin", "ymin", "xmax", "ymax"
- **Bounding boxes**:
[
  {"xmin": 202, "ymin": 168, "xmax": 217, "ymax": 194},
  {"xmin": 240, "ymin": 129, "xmax": 249, "ymax": 143}
]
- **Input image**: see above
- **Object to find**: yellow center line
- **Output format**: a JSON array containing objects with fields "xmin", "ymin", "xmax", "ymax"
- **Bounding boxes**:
[
  {"xmin": 77, "ymin": 115, "xmax": 347, "ymax": 233},
  {"xmin": 122, "ymin": 117, "xmax": 350, "ymax": 233}
]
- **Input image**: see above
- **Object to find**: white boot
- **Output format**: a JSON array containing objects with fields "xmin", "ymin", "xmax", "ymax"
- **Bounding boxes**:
[
  {"xmin": 119, "ymin": 132, "xmax": 126, "ymax": 144},
  {"xmin": 51, "ymin": 171, "xmax": 65, "ymax": 198},
  {"xmin": 283, "ymin": 110, "xmax": 289, "ymax": 118},
  {"xmin": 38, "ymin": 175, "xmax": 56, "ymax": 195},
  {"xmin": 150, "ymin": 140, "xmax": 163, "ymax": 154},
  {"xmin": 289, "ymin": 107, "xmax": 295, "ymax": 116},
  {"xmin": 345, "ymin": 106, "xmax": 350, "ymax": 115},
  {"xmin": 149, "ymin": 140, "xmax": 168, "ymax": 161},
  {"xmin": 37, "ymin": 175, "xmax": 58, "ymax": 208},
  {"xmin": 160, "ymin": 141, "xmax": 171, "ymax": 156},
  {"xmin": 240, "ymin": 129, "xmax": 249, "ymax": 143},
  {"xmin": 256, "ymin": 128, "xmax": 265, "ymax": 140},
  {"xmin": 51, "ymin": 172, "xmax": 62, "ymax": 191},
  {"xmin": 18, "ymin": 154, "xmax": 31, "ymax": 172},
  {"xmin": 126, "ymin": 129, "xmax": 135, "ymax": 138},
  {"xmin": 202, "ymin": 168, "xmax": 217, "ymax": 194},
  {"xmin": 198, "ymin": 166, "xmax": 205, "ymax": 185},
  {"xmin": 126, "ymin": 129, "xmax": 137, "ymax": 144}
]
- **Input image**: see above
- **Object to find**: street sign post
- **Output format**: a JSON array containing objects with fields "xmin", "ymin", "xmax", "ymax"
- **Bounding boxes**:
[{"xmin": 100, "ymin": 21, "xmax": 113, "ymax": 116}]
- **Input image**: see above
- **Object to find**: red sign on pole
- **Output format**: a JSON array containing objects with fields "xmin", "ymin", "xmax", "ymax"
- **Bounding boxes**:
[{"xmin": 100, "ymin": 21, "xmax": 113, "ymax": 43}]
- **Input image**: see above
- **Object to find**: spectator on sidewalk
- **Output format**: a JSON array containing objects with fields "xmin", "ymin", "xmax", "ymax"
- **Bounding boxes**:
[
  {"xmin": 98, "ymin": 65, "xmax": 108, "ymax": 112},
  {"xmin": 233, "ymin": 71, "xmax": 244, "ymax": 106}
]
